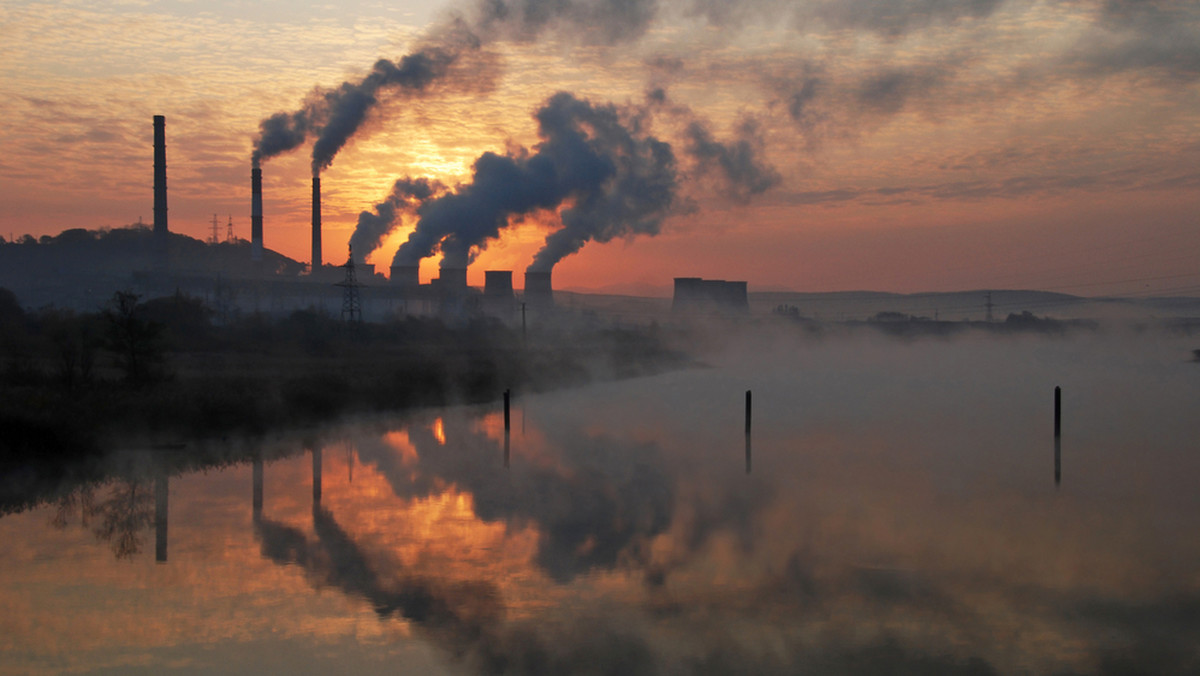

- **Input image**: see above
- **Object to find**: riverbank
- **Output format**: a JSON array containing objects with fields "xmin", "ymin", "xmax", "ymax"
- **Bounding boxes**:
[{"xmin": 0, "ymin": 306, "xmax": 692, "ymax": 512}]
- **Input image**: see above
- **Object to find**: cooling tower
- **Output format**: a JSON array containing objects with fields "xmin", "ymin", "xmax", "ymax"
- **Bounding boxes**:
[
  {"xmin": 437, "ymin": 267, "xmax": 468, "ymax": 290},
  {"xmin": 524, "ymin": 270, "xmax": 553, "ymax": 306},
  {"xmin": 484, "ymin": 270, "xmax": 514, "ymax": 297},
  {"xmin": 390, "ymin": 264, "xmax": 420, "ymax": 287}
]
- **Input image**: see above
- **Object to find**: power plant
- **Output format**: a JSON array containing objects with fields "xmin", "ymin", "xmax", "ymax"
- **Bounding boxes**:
[{"xmin": 7, "ymin": 115, "xmax": 742, "ymax": 323}]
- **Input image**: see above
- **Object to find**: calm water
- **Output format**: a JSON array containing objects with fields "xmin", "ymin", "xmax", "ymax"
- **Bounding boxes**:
[{"xmin": 3, "ymin": 331, "xmax": 1199, "ymax": 674}]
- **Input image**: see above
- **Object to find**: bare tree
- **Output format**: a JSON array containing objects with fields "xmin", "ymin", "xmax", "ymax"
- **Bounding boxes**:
[{"xmin": 103, "ymin": 291, "xmax": 163, "ymax": 385}]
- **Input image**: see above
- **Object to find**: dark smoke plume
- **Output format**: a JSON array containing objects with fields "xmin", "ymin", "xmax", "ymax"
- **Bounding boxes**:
[
  {"xmin": 252, "ymin": 107, "xmax": 318, "ymax": 167},
  {"xmin": 644, "ymin": 86, "xmax": 781, "ymax": 204},
  {"xmin": 527, "ymin": 95, "xmax": 677, "ymax": 272},
  {"xmin": 251, "ymin": 0, "xmax": 664, "ymax": 172},
  {"xmin": 348, "ymin": 177, "xmax": 444, "ymax": 264},
  {"xmin": 684, "ymin": 116, "xmax": 780, "ymax": 203},
  {"xmin": 309, "ymin": 37, "xmax": 473, "ymax": 175},
  {"xmin": 248, "ymin": 21, "xmax": 482, "ymax": 172},
  {"xmin": 473, "ymin": 0, "xmax": 660, "ymax": 45},
  {"xmin": 391, "ymin": 91, "xmax": 678, "ymax": 272}
]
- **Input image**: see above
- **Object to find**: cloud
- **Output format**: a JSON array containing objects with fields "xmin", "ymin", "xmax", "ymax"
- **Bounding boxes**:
[
  {"xmin": 1063, "ymin": 0, "xmax": 1200, "ymax": 81},
  {"xmin": 803, "ymin": 0, "xmax": 1006, "ymax": 37}
]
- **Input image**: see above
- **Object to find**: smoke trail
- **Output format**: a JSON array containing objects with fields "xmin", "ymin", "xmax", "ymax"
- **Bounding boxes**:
[
  {"xmin": 309, "ymin": 36, "xmax": 473, "ymax": 175},
  {"xmin": 526, "ymin": 94, "xmax": 678, "ymax": 273},
  {"xmin": 474, "ymin": 0, "xmax": 660, "ymax": 45},
  {"xmin": 684, "ymin": 115, "xmax": 780, "ymax": 203},
  {"xmin": 253, "ymin": 0, "xmax": 664, "ymax": 173},
  {"xmin": 348, "ymin": 177, "xmax": 444, "ymax": 264},
  {"xmin": 251, "ymin": 106, "xmax": 319, "ymax": 167},
  {"xmin": 389, "ymin": 91, "xmax": 678, "ymax": 272}
]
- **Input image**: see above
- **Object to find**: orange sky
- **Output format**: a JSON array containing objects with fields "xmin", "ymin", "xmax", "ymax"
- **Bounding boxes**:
[{"xmin": 1, "ymin": 0, "xmax": 1198, "ymax": 295}]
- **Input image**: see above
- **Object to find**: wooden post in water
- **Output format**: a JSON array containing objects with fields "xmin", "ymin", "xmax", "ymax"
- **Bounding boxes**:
[
  {"xmin": 1054, "ymin": 386, "xmax": 1061, "ymax": 438},
  {"xmin": 745, "ymin": 390, "xmax": 752, "ymax": 435},
  {"xmin": 155, "ymin": 467, "xmax": 168, "ymax": 563},
  {"xmin": 504, "ymin": 431, "xmax": 511, "ymax": 469},
  {"xmin": 1054, "ymin": 437, "xmax": 1061, "ymax": 487},
  {"xmin": 744, "ymin": 390, "xmax": 753, "ymax": 473},
  {"xmin": 504, "ymin": 389, "xmax": 511, "ymax": 432}
]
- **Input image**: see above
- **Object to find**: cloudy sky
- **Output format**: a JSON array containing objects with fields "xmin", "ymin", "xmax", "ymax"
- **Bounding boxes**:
[{"xmin": 1, "ymin": 0, "xmax": 1197, "ymax": 294}]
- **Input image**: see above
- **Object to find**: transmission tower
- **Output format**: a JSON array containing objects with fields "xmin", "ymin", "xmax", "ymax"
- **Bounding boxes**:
[
  {"xmin": 225, "ymin": 215, "xmax": 235, "ymax": 243},
  {"xmin": 335, "ymin": 246, "xmax": 363, "ymax": 323},
  {"xmin": 209, "ymin": 214, "xmax": 220, "ymax": 245}
]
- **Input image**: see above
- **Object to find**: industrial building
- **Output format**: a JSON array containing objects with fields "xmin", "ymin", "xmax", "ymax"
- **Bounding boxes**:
[{"xmin": 672, "ymin": 277, "xmax": 749, "ymax": 313}]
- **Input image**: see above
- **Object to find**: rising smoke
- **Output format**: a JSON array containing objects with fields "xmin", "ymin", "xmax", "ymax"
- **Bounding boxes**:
[
  {"xmin": 372, "ymin": 88, "xmax": 786, "ymax": 274},
  {"xmin": 386, "ymin": 91, "xmax": 680, "ymax": 273},
  {"xmin": 348, "ymin": 178, "xmax": 444, "ymax": 264},
  {"xmin": 255, "ymin": 0, "xmax": 1200, "ymax": 272},
  {"xmin": 250, "ymin": 0, "xmax": 667, "ymax": 173},
  {"xmin": 683, "ymin": 115, "xmax": 780, "ymax": 204}
]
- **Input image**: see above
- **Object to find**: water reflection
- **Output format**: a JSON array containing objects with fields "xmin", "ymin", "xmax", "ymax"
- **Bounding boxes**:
[
  {"xmin": 3, "ymin": 333, "xmax": 1200, "ymax": 674},
  {"xmin": 92, "ymin": 479, "xmax": 155, "ymax": 559},
  {"xmin": 354, "ymin": 413, "xmax": 675, "ymax": 583},
  {"xmin": 1054, "ymin": 437, "xmax": 1061, "ymax": 487}
]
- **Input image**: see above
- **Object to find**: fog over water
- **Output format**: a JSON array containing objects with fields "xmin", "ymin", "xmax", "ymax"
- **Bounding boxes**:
[{"xmin": 2, "ymin": 328, "xmax": 1198, "ymax": 674}]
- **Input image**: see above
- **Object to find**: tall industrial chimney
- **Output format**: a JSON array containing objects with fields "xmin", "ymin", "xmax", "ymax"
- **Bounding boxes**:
[
  {"xmin": 152, "ymin": 115, "xmax": 168, "ymax": 261},
  {"xmin": 311, "ymin": 176, "xmax": 322, "ymax": 271},
  {"xmin": 251, "ymin": 166, "xmax": 263, "ymax": 262}
]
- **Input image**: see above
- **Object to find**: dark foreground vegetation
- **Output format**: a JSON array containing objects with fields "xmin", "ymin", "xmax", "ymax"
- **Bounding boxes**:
[{"xmin": 0, "ymin": 287, "xmax": 690, "ymax": 492}]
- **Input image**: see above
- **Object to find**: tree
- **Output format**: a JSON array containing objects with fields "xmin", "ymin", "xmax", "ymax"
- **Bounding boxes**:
[{"xmin": 104, "ymin": 291, "xmax": 164, "ymax": 384}]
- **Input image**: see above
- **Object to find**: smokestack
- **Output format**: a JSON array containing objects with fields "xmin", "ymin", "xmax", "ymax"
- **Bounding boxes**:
[
  {"xmin": 484, "ymin": 270, "xmax": 514, "ymax": 297},
  {"xmin": 524, "ymin": 270, "xmax": 553, "ymax": 306},
  {"xmin": 390, "ymin": 264, "xmax": 419, "ymax": 287},
  {"xmin": 153, "ymin": 115, "xmax": 168, "ymax": 261},
  {"xmin": 311, "ymin": 176, "xmax": 322, "ymax": 270},
  {"xmin": 251, "ymin": 165, "xmax": 263, "ymax": 262}
]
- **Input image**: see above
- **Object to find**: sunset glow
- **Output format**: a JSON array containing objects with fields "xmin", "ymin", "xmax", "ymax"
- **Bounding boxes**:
[{"xmin": 2, "ymin": 0, "xmax": 1197, "ymax": 295}]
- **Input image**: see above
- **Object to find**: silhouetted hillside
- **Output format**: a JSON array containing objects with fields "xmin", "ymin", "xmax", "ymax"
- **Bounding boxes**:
[{"xmin": 0, "ymin": 226, "xmax": 304, "ymax": 310}]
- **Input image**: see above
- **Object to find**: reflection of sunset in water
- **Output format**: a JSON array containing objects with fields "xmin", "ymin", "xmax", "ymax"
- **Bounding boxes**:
[{"xmin": 2, "ymin": 334, "xmax": 1200, "ymax": 673}]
